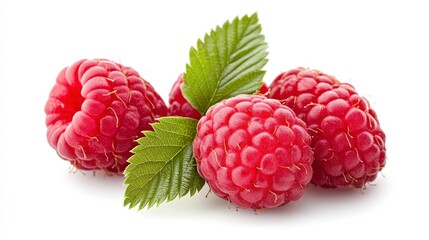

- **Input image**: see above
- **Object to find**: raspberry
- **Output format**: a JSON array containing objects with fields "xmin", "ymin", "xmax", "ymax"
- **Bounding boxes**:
[
  {"xmin": 269, "ymin": 67, "xmax": 386, "ymax": 188},
  {"xmin": 193, "ymin": 95, "xmax": 313, "ymax": 209},
  {"xmin": 44, "ymin": 59, "xmax": 167, "ymax": 173},
  {"xmin": 168, "ymin": 73, "xmax": 270, "ymax": 119}
]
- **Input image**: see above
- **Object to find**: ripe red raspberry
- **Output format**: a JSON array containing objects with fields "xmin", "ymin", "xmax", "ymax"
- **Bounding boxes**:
[
  {"xmin": 269, "ymin": 67, "xmax": 386, "ymax": 188},
  {"xmin": 168, "ymin": 74, "xmax": 270, "ymax": 119},
  {"xmin": 193, "ymin": 95, "xmax": 313, "ymax": 209},
  {"xmin": 45, "ymin": 59, "xmax": 167, "ymax": 173}
]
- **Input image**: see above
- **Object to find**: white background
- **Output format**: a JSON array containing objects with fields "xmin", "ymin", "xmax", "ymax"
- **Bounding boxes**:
[{"xmin": 1, "ymin": 0, "xmax": 428, "ymax": 239}]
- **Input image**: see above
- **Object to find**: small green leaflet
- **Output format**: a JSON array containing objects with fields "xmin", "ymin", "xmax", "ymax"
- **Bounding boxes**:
[
  {"xmin": 123, "ymin": 117, "xmax": 205, "ymax": 210},
  {"xmin": 182, "ymin": 13, "xmax": 268, "ymax": 115}
]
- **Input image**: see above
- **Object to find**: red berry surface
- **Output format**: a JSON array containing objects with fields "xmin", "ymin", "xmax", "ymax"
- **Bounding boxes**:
[
  {"xmin": 269, "ymin": 68, "xmax": 386, "ymax": 188},
  {"xmin": 193, "ymin": 95, "xmax": 313, "ymax": 209},
  {"xmin": 168, "ymin": 74, "xmax": 202, "ymax": 119},
  {"xmin": 258, "ymin": 82, "xmax": 270, "ymax": 95},
  {"xmin": 45, "ymin": 59, "xmax": 167, "ymax": 173},
  {"xmin": 168, "ymin": 74, "xmax": 270, "ymax": 119}
]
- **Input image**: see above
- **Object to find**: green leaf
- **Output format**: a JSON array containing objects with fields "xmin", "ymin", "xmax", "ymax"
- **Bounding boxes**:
[
  {"xmin": 123, "ymin": 117, "xmax": 205, "ymax": 210},
  {"xmin": 182, "ymin": 13, "xmax": 269, "ymax": 115}
]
